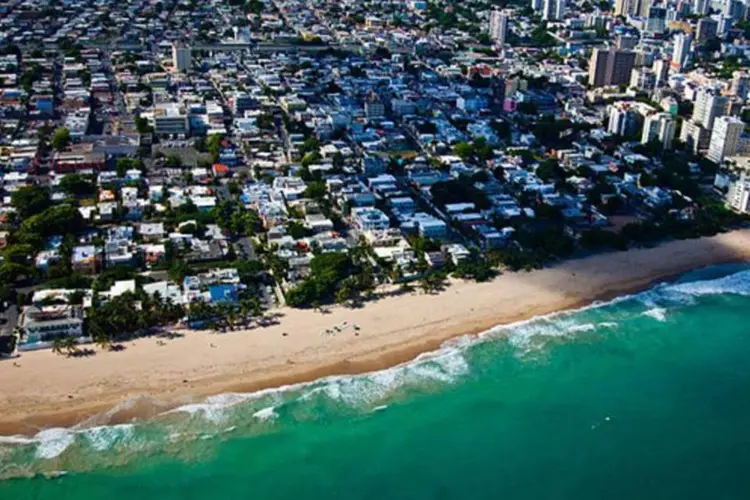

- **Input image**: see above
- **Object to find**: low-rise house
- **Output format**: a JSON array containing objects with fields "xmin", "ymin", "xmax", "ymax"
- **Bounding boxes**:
[
  {"xmin": 363, "ymin": 229, "xmax": 417, "ymax": 269},
  {"xmin": 413, "ymin": 213, "xmax": 448, "ymax": 240},
  {"xmin": 444, "ymin": 243, "xmax": 471, "ymax": 265},
  {"xmin": 305, "ymin": 213, "xmax": 334, "ymax": 233},
  {"xmin": 183, "ymin": 268, "xmax": 242, "ymax": 304},
  {"xmin": 351, "ymin": 207, "xmax": 390, "ymax": 231},
  {"xmin": 475, "ymin": 225, "xmax": 514, "ymax": 250},
  {"xmin": 72, "ymin": 245, "xmax": 101, "ymax": 274},
  {"xmin": 138, "ymin": 222, "xmax": 165, "ymax": 242},
  {"xmin": 184, "ymin": 239, "xmax": 227, "ymax": 262},
  {"xmin": 105, "ymin": 240, "xmax": 135, "ymax": 267},
  {"xmin": 143, "ymin": 281, "xmax": 183, "ymax": 304},
  {"xmin": 142, "ymin": 243, "xmax": 166, "ymax": 265},
  {"xmin": 103, "ymin": 280, "xmax": 136, "ymax": 299},
  {"xmin": 18, "ymin": 304, "xmax": 85, "ymax": 350},
  {"xmin": 425, "ymin": 251, "xmax": 446, "ymax": 268}
]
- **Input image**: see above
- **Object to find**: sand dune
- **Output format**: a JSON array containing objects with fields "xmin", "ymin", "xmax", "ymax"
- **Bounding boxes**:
[{"xmin": 2, "ymin": 230, "xmax": 750, "ymax": 435}]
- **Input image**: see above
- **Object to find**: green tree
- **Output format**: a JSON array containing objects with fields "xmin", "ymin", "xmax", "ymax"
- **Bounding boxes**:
[
  {"xmin": 165, "ymin": 154, "xmax": 182, "ymax": 169},
  {"xmin": 18, "ymin": 204, "xmax": 84, "ymax": 244},
  {"xmin": 0, "ymin": 334, "xmax": 16, "ymax": 356},
  {"xmin": 335, "ymin": 277, "xmax": 360, "ymax": 305},
  {"xmin": 304, "ymin": 181, "xmax": 327, "ymax": 200},
  {"xmin": 52, "ymin": 127, "xmax": 72, "ymax": 152},
  {"xmin": 453, "ymin": 141, "xmax": 474, "ymax": 160},
  {"xmin": 535, "ymin": 158, "xmax": 565, "ymax": 182},
  {"xmin": 59, "ymin": 174, "xmax": 95, "ymax": 197},
  {"xmin": 11, "ymin": 185, "xmax": 51, "ymax": 218},
  {"xmin": 206, "ymin": 134, "xmax": 225, "ymax": 162}
]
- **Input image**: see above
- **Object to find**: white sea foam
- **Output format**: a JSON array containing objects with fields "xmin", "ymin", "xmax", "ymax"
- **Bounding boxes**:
[
  {"xmin": 5, "ymin": 267, "xmax": 748, "ymax": 465},
  {"xmin": 83, "ymin": 424, "xmax": 135, "ymax": 452},
  {"xmin": 598, "ymin": 322, "xmax": 619, "ymax": 329},
  {"xmin": 252, "ymin": 406, "xmax": 277, "ymax": 421},
  {"xmin": 0, "ymin": 423, "xmax": 140, "ymax": 461},
  {"xmin": 567, "ymin": 323, "xmax": 597, "ymax": 333},
  {"xmin": 166, "ymin": 392, "xmax": 269, "ymax": 422},
  {"xmin": 666, "ymin": 269, "xmax": 750, "ymax": 297},
  {"xmin": 34, "ymin": 428, "xmax": 76, "ymax": 459},
  {"xmin": 643, "ymin": 307, "xmax": 668, "ymax": 322},
  {"xmin": 291, "ymin": 343, "xmax": 471, "ymax": 409}
]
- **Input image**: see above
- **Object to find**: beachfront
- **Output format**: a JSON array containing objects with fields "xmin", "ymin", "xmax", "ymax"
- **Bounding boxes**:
[{"xmin": 2, "ymin": 229, "xmax": 750, "ymax": 435}]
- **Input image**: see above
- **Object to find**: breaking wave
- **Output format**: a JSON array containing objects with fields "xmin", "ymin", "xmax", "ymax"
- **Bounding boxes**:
[{"xmin": 1, "ymin": 265, "xmax": 749, "ymax": 479}]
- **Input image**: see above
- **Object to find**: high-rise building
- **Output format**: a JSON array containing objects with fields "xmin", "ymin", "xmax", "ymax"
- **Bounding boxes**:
[
  {"xmin": 489, "ymin": 10, "xmax": 508, "ymax": 44},
  {"xmin": 588, "ymin": 48, "xmax": 637, "ymax": 87},
  {"xmin": 615, "ymin": 0, "xmax": 630, "ymax": 15},
  {"xmin": 542, "ymin": 0, "xmax": 564, "ymax": 20},
  {"xmin": 615, "ymin": 0, "xmax": 651, "ymax": 16},
  {"xmin": 676, "ymin": 0, "xmax": 691, "ymax": 15},
  {"xmin": 731, "ymin": 71, "xmax": 750, "ymax": 100},
  {"xmin": 646, "ymin": 6, "xmax": 667, "ymax": 34},
  {"xmin": 696, "ymin": 17, "xmax": 718, "ymax": 42},
  {"xmin": 631, "ymin": 0, "xmax": 651, "ymax": 17},
  {"xmin": 723, "ymin": 0, "xmax": 744, "ymax": 20},
  {"xmin": 608, "ymin": 103, "xmax": 638, "ymax": 136},
  {"xmin": 725, "ymin": 163, "xmax": 750, "ymax": 213},
  {"xmin": 617, "ymin": 33, "xmax": 638, "ymax": 49},
  {"xmin": 554, "ymin": 0, "xmax": 566, "ymax": 20},
  {"xmin": 719, "ymin": 16, "xmax": 733, "ymax": 36},
  {"xmin": 692, "ymin": 87, "xmax": 728, "ymax": 130},
  {"xmin": 172, "ymin": 43, "xmax": 192, "ymax": 73},
  {"xmin": 671, "ymin": 33, "xmax": 692, "ymax": 71},
  {"xmin": 630, "ymin": 68, "xmax": 656, "ymax": 90},
  {"xmin": 635, "ymin": 48, "xmax": 655, "ymax": 68},
  {"xmin": 680, "ymin": 120, "xmax": 711, "ymax": 153},
  {"xmin": 531, "ymin": 0, "xmax": 544, "ymax": 12},
  {"xmin": 585, "ymin": 13, "xmax": 607, "ymax": 29},
  {"xmin": 693, "ymin": 0, "xmax": 710, "ymax": 15},
  {"xmin": 653, "ymin": 58, "xmax": 669, "ymax": 86},
  {"xmin": 707, "ymin": 116, "xmax": 744, "ymax": 164},
  {"xmin": 642, "ymin": 112, "xmax": 676, "ymax": 149},
  {"xmin": 588, "ymin": 49, "xmax": 610, "ymax": 87}
]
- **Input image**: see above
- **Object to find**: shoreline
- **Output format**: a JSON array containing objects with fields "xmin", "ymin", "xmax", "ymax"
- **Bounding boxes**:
[{"xmin": 2, "ymin": 230, "xmax": 750, "ymax": 436}]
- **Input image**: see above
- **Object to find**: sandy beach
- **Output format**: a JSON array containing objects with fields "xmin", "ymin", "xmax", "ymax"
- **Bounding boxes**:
[{"xmin": 2, "ymin": 230, "xmax": 750, "ymax": 435}]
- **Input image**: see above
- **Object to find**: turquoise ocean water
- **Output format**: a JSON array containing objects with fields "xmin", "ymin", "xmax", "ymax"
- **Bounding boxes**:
[{"xmin": 3, "ymin": 265, "xmax": 750, "ymax": 499}]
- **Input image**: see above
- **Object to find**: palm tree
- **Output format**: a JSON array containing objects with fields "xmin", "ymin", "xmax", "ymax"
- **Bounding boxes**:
[
  {"xmin": 227, "ymin": 307, "xmax": 239, "ymax": 331},
  {"xmin": 62, "ymin": 336, "xmax": 78, "ymax": 357},
  {"xmin": 249, "ymin": 297, "xmax": 263, "ymax": 318},
  {"xmin": 94, "ymin": 333, "xmax": 111, "ymax": 352},
  {"xmin": 51, "ymin": 337, "xmax": 65, "ymax": 356},
  {"xmin": 151, "ymin": 291, "xmax": 165, "ymax": 313},
  {"xmin": 335, "ymin": 279, "xmax": 359, "ymax": 306},
  {"xmin": 389, "ymin": 264, "xmax": 403, "ymax": 283},
  {"xmin": 136, "ymin": 308, "xmax": 151, "ymax": 332}
]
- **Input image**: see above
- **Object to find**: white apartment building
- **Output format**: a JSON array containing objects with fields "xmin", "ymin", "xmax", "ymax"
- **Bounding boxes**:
[
  {"xmin": 489, "ymin": 10, "xmax": 508, "ymax": 44},
  {"xmin": 707, "ymin": 116, "xmax": 744, "ymax": 164},
  {"xmin": 641, "ymin": 112, "xmax": 676, "ymax": 150}
]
